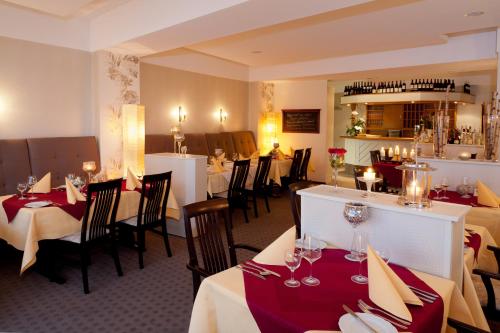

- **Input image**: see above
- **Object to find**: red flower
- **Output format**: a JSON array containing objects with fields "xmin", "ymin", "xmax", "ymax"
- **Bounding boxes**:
[{"xmin": 328, "ymin": 147, "xmax": 347, "ymax": 155}]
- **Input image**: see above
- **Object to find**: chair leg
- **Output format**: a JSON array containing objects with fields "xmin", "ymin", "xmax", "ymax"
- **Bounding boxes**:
[
  {"xmin": 80, "ymin": 249, "xmax": 90, "ymax": 294},
  {"xmin": 138, "ymin": 230, "xmax": 145, "ymax": 269},
  {"xmin": 252, "ymin": 193, "xmax": 258, "ymax": 218},
  {"xmin": 242, "ymin": 198, "xmax": 249, "ymax": 223},
  {"xmin": 161, "ymin": 222, "xmax": 173, "ymax": 258},
  {"xmin": 264, "ymin": 193, "xmax": 271, "ymax": 213},
  {"xmin": 192, "ymin": 272, "xmax": 201, "ymax": 301},
  {"xmin": 480, "ymin": 275, "xmax": 497, "ymax": 316},
  {"xmin": 110, "ymin": 238, "xmax": 123, "ymax": 276}
]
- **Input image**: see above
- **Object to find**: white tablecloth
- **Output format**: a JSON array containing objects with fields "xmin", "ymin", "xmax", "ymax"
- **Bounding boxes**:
[
  {"xmin": 0, "ymin": 188, "xmax": 180, "ymax": 274},
  {"xmin": 189, "ymin": 227, "xmax": 489, "ymax": 333}
]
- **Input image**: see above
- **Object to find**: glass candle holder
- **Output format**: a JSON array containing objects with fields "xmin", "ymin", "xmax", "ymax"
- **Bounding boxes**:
[{"xmin": 396, "ymin": 162, "xmax": 435, "ymax": 208}]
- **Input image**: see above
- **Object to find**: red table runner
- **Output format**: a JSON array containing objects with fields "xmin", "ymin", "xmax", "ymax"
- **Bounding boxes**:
[
  {"xmin": 429, "ymin": 190, "xmax": 486, "ymax": 207},
  {"xmin": 2, "ymin": 190, "xmax": 87, "ymax": 222},
  {"xmin": 373, "ymin": 162, "xmax": 403, "ymax": 188},
  {"xmin": 465, "ymin": 230, "xmax": 481, "ymax": 261},
  {"xmin": 244, "ymin": 249, "xmax": 443, "ymax": 333}
]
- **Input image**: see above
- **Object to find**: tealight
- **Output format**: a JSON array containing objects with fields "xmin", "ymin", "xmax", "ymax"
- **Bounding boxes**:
[
  {"xmin": 380, "ymin": 147, "xmax": 385, "ymax": 157},
  {"xmin": 363, "ymin": 167, "xmax": 376, "ymax": 181}
]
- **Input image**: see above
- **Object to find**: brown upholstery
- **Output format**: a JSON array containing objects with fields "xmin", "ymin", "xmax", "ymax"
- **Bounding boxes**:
[
  {"xmin": 0, "ymin": 140, "xmax": 32, "ymax": 195},
  {"xmin": 205, "ymin": 133, "xmax": 236, "ymax": 157},
  {"xmin": 145, "ymin": 134, "xmax": 174, "ymax": 154},
  {"xmin": 184, "ymin": 134, "xmax": 209, "ymax": 156},
  {"xmin": 27, "ymin": 136, "xmax": 100, "ymax": 186},
  {"xmin": 231, "ymin": 131, "xmax": 257, "ymax": 158}
]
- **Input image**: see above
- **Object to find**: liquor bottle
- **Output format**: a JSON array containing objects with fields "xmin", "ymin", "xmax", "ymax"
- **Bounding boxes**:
[
  {"xmin": 417, "ymin": 79, "xmax": 421, "ymax": 91},
  {"xmin": 451, "ymin": 80, "xmax": 455, "ymax": 92},
  {"xmin": 402, "ymin": 81, "xmax": 407, "ymax": 92}
]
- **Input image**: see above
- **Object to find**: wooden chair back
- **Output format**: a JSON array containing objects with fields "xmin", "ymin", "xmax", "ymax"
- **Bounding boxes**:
[
  {"xmin": 253, "ymin": 156, "xmax": 272, "ymax": 191},
  {"xmin": 299, "ymin": 148, "xmax": 312, "ymax": 180},
  {"xmin": 183, "ymin": 199, "xmax": 236, "ymax": 275},
  {"xmin": 289, "ymin": 149, "xmax": 304, "ymax": 182},
  {"xmin": 81, "ymin": 178, "xmax": 122, "ymax": 243},
  {"xmin": 370, "ymin": 150, "xmax": 381, "ymax": 165},
  {"xmin": 137, "ymin": 171, "xmax": 172, "ymax": 227},
  {"xmin": 288, "ymin": 181, "xmax": 318, "ymax": 238},
  {"xmin": 227, "ymin": 159, "xmax": 250, "ymax": 200}
]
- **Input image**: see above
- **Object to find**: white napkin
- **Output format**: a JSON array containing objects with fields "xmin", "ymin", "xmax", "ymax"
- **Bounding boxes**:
[
  {"xmin": 367, "ymin": 245, "xmax": 422, "ymax": 322},
  {"xmin": 217, "ymin": 152, "xmax": 225, "ymax": 162},
  {"xmin": 476, "ymin": 180, "xmax": 500, "ymax": 207},
  {"xmin": 32, "ymin": 172, "xmax": 51, "ymax": 193},
  {"xmin": 126, "ymin": 168, "xmax": 142, "ymax": 191},
  {"xmin": 65, "ymin": 177, "xmax": 85, "ymax": 204}
]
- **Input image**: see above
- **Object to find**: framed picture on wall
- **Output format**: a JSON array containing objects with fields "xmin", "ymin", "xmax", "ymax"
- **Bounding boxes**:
[{"xmin": 282, "ymin": 109, "xmax": 320, "ymax": 133}]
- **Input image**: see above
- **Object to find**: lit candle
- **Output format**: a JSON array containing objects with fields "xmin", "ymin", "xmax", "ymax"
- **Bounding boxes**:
[
  {"xmin": 410, "ymin": 149, "xmax": 415, "ymax": 159},
  {"xmin": 402, "ymin": 148, "xmax": 408, "ymax": 159},
  {"xmin": 380, "ymin": 147, "xmax": 385, "ymax": 157},
  {"xmin": 395, "ymin": 145, "xmax": 400, "ymax": 156},
  {"xmin": 388, "ymin": 147, "xmax": 394, "ymax": 158},
  {"xmin": 363, "ymin": 167, "xmax": 376, "ymax": 181},
  {"xmin": 406, "ymin": 180, "xmax": 422, "ymax": 203}
]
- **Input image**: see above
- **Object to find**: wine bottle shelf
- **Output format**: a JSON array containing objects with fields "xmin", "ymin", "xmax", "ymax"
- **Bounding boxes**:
[{"xmin": 340, "ymin": 91, "xmax": 475, "ymax": 105}]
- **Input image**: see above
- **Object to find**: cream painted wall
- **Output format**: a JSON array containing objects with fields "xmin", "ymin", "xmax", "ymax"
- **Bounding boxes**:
[
  {"xmin": 271, "ymin": 80, "xmax": 329, "ymax": 182},
  {"xmin": 0, "ymin": 36, "xmax": 92, "ymax": 139},
  {"xmin": 140, "ymin": 62, "xmax": 249, "ymax": 134}
]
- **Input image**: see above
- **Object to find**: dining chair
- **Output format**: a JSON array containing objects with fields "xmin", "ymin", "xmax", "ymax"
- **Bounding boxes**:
[
  {"xmin": 245, "ymin": 155, "xmax": 272, "ymax": 218},
  {"xmin": 473, "ymin": 245, "xmax": 500, "ymax": 320},
  {"xmin": 183, "ymin": 198, "xmax": 261, "ymax": 298},
  {"xmin": 288, "ymin": 149, "xmax": 304, "ymax": 184},
  {"xmin": 369, "ymin": 150, "xmax": 381, "ymax": 165},
  {"xmin": 59, "ymin": 178, "xmax": 123, "ymax": 294},
  {"xmin": 299, "ymin": 148, "xmax": 312, "ymax": 181},
  {"xmin": 353, "ymin": 166, "xmax": 386, "ymax": 192},
  {"xmin": 288, "ymin": 181, "xmax": 318, "ymax": 238},
  {"xmin": 119, "ymin": 171, "xmax": 173, "ymax": 269},
  {"xmin": 223, "ymin": 159, "xmax": 250, "ymax": 223},
  {"xmin": 447, "ymin": 318, "xmax": 490, "ymax": 333}
]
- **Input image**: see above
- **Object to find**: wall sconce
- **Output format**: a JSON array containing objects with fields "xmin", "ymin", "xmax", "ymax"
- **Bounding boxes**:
[
  {"xmin": 178, "ymin": 106, "xmax": 186, "ymax": 123},
  {"xmin": 219, "ymin": 108, "xmax": 228, "ymax": 123},
  {"xmin": 122, "ymin": 104, "xmax": 145, "ymax": 177}
]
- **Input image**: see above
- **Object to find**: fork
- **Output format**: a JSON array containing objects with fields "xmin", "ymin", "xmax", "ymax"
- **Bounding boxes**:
[
  {"xmin": 240, "ymin": 264, "xmax": 274, "ymax": 277},
  {"xmin": 358, "ymin": 301, "xmax": 408, "ymax": 330},
  {"xmin": 358, "ymin": 299, "xmax": 411, "ymax": 326},
  {"xmin": 236, "ymin": 265, "xmax": 266, "ymax": 280}
]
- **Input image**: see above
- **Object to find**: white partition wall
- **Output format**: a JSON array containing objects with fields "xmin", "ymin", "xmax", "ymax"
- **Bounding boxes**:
[
  {"xmin": 299, "ymin": 185, "xmax": 469, "ymax": 287},
  {"xmin": 145, "ymin": 153, "xmax": 207, "ymax": 237}
]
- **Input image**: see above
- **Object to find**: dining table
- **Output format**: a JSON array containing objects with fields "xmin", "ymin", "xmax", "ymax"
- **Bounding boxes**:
[
  {"xmin": 207, "ymin": 158, "xmax": 292, "ymax": 197},
  {"xmin": 0, "ymin": 180, "xmax": 180, "ymax": 274},
  {"xmin": 372, "ymin": 161, "xmax": 403, "ymax": 188},
  {"xmin": 189, "ymin": 227, "xmax": 488, "ymax": 333}
]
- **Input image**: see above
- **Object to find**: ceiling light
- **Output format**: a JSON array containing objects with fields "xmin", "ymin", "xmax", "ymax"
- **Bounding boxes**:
[{"xmin": 464, "ymin": 11, "xmax": 484, "ymax": 17}]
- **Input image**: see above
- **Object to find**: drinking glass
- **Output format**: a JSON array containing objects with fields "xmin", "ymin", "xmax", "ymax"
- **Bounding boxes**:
[
  {"xmin": 174, "ymin": 133, "xmax": 185, "ymax": 155},
  {"xmin": 460, "ymin": 177, "xmax": 472, "ymax": 199},
  {"xmin": 376, "ymin": 246, "xmax": 391, "ymax": 264},
  {"xmin": 180, "ymin": 146, "xmax": 188, "ymax": 158},
  {"xmin": 351, "ymin": 232, "xmax": 369, "ymax": 284},
  {"xmin": 441, "ymin": 177, "xmax": 449, "ymax": 200},
  {"xmin": 17, "ymin": 182, "xmax": 27, "ymax": 200},
  {"xmin": 284, "ymin": 249, "xmax": 302, "ymax": 288},
  {"xmin": 433, "ymin": 184, "xmax": 442, "ymax": 200},
  {"xmin": 27, "ymin": 175, "xmax": 38, "ymax": 199},
  {"xmin": 343, "ymin": 202, "xmax": 368, "ymax": 261},
  {"xmin": 301, "ymin": 235, "xmax": 322, "ymax": 286}
]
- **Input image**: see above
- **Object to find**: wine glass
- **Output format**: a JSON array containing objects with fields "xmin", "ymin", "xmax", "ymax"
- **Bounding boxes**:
[
  {"xmin": 460, "ymin": 177, "xmax": 472, "ymax": 199},
  {"xmin": 17, "ymin": 182, "xmax": 27, "ymax": 200},
  {"xmin": 27, "ymin": 175, "xmax": 38, "ymax": 199},
  {"xmin": 351, "ymin": 232, "xmax": 369, "ymax": 284},
  {"xmin": 301, "ymin": 235, "xmax": 322, "ymax": 286},
  {"xmin": 441, "ymin": 177, "xmax": 449, "ymax": 200},
  {"xmin": 343, "ymin": 202, "xmax": 368, "ymax": 261},
  {"xmin": 284, "ymin": 249, "xmax": 302, "ymax": 288},
  {"xmin": 174, "ymin": 133, "xmax": 185, "ymax": 155},
  {"xmin": 433, "ymin": 184, "xmax": 442, "ymax": 200},
  {"xmin": 376, "ymin": 246, "xmax": 391, "ymax": 264}
]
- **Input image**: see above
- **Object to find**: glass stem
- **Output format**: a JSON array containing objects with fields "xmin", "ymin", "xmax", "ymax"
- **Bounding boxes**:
[
  {"xmin": 309, "ymin": 262, "xmax": 313, "ymax": 278},
  {"xmin": 290, "ymin": 270, "xmax": 295, "ymax": 281}
]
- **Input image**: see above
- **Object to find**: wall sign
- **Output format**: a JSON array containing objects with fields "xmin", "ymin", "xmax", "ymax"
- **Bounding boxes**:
[{"xmin": 282, "ymin": 109, "xmax": 320, "ymax": 133}]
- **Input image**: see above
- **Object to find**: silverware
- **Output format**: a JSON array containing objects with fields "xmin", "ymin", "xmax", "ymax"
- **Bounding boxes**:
[
  {"xmin": 342, "ymin": 304, "xmax": 378, "ymax": 333},
  {"xmin": 409, "ymin": 288, "xmax": 436, "ymax": 303},
  {"xmin": 358, "ymin": 301, "xmax": 408, "ymax": 330},
  {"xmin": 235, "ymin": 265, "xmax": 266, "ymax": 280},
  {"xmin": 358, "ymin": 299, "xmax": 411, "ymax": 326},
  {"xmin": 407, "ymin": 285, "xmax": 439, "ymax": 299},
  {"xmin": 240, "ymin": 264, "xmax": 274, "ymax": 277},
  {"xmin": 245, "ymin": 262, "xmax": 281, "ymax": 278}
]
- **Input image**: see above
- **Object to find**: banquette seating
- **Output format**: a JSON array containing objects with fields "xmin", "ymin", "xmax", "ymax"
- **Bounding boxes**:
[
  {"xmin": 145, "ymin": 131, "xmax": 258, "ymax": 158},
  {"xmin": 0, "ymin": 136, "xmax": 100, "ymax": 196}
]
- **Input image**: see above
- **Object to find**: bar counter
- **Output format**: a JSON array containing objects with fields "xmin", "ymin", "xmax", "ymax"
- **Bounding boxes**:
[
  {"xmin": 342, "ymin": 135, "xmax": 413, "ymax": 166},
  {"xmin": 340, "ymin": 135, "xmax": 414, "ymax": 141}
]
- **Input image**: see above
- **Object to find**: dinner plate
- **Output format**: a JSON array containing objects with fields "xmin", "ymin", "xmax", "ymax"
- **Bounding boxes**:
[
  {"xmin": 295, "ymin": 239, "xmax": 327, "ymax": 250},
  {"xmin": 339, "ymin": 312, "xmax": 397, "ymax": 333},
  {"xmin": 24, "ymin": 201, "xmax": 52, "ymax": 208}
]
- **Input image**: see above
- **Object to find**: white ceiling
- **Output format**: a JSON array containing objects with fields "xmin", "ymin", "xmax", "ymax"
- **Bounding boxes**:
[
  {"xmin": 0, "ymin": 0, "xmax": 129, "ymax": 18},
  {"xmin": 187, "ymin": 0, "xmax": 500, "ymax": 67}
]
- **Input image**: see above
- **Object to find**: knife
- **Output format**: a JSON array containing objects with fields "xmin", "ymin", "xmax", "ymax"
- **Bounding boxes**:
[
  {"xmin": 246, "ymin": 261, "xmax": 281, "ymax": 278},
  {"xmin": 343, "ymin": 304, "xmax": 378, "ymax": 333},
  {"xmin": 235, "ymin": 265, "xmax": 266, "ymax": 280}
]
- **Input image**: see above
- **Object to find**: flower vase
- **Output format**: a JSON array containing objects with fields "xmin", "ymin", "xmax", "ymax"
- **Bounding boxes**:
[{"xmin": 331, "ymin": 165, "xmax": 339, "ymax": 190}]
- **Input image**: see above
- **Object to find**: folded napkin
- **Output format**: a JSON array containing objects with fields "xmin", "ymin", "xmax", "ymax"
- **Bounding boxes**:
[
  {"xmin": 216, "ymin": 152, "xmax": 225, "ymax": 162},
  {"xmin": 126, "ymin": 168, "xmax": 142, "ymax": 191},
  {"xmin": 250, "ymin": 150, "xmax": 260, "ymax": 160},
  {"xmin": 65, "ymin": 177, "xmax": 86, "ymax": 204},
  {"xmin": 210, "ymin": 157, "xmax": 225, "ymax": 173},
  {"xmin": 367, "ymin": 245, "xmax": 422, "ymax": 322},
  {"xmin": 476, "ymin": 180, "xmax": 500, "ymax": 207},
  {"xmin": 32, "ymin": 172, "xmax": 51, "ymax": 193}
]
